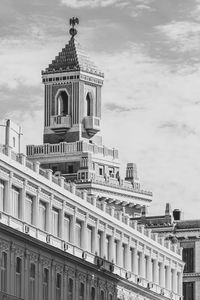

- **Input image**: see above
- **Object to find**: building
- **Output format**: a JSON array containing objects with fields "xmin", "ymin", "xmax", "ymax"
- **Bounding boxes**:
[
  {"xmin": 0, "ymin": 18, "xmax": 184, "ymax": 300},
  {"xmin": 133, "ymin": 204, "xmax": 200, "ymax": 300}
]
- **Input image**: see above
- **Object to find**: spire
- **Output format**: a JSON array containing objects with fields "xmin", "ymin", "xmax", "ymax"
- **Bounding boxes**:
[{"xmin": 69, "ymin": 17, "xmax": 79, "ymax": 39}]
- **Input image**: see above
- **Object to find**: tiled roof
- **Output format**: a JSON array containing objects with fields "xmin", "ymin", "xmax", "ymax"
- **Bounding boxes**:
[{"xmin": 43, "ymin": 38, "xmax": 104, "ymax": 77}]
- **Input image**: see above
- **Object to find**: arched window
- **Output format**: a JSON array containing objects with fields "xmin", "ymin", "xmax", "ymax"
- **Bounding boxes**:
[
  {"xmin": 57, "ymin": 91, "xmax": 69, "ymax": 116},
  {"xmin": 91, "ymin": 287, "xmax": 95, "ymax": 300},
  {"xmin": 86, "ymin": 92, "xmax": 93, "ymax": 116},
  {"xmin": 100, "ymin": 290, "xmax": 105, "ymax": 300},
  {"xmin": 68, "ymin": 278, "xmax": 73, "ymax": 300},
  {"xmin": 1, "ymin": 252, "xmax": 7, "ymax": 292},
  {"xmin": 29, "ymin": 263, "xmax": 35, "ymax": 300},
  {"xmin": 16, "ymin": 257, "xmax": 22, "ymax": 297}
]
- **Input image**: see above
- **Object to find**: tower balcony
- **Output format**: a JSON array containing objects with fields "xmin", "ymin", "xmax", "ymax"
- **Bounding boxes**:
[
  {"xmin": 84, "ymin": 116, "xmax": 100, "ymax": 134},
  {"xmin": 50, "ymin": 115, "xmax": 71, "ymax": 132}
]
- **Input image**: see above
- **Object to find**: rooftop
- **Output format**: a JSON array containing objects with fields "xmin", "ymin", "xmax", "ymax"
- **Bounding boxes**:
[{"xmin": 42, "ymin": 38, "xmax": 104, "ymax": 77}]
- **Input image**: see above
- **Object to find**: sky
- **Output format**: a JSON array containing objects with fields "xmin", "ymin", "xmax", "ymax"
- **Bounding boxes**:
[{"xmin": 1, "ymin": 0, "xmax": 200, "ymax": 219}]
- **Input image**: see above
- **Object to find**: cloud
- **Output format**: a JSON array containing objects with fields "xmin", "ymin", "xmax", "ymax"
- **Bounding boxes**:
[
  {"xmin": 104, "ymin": 103, "xmax": 143, "ymax": 112},
  {"xmin": 156, "ymin": 21, "xmax": 200, "ymax": 52},
  {"xmin": 60, "ymin": 0, "xmax": 127, "ymax": 8},
  {"xmin": 158, "ymin": 121, "xmax": 196, "ymax": 137}
]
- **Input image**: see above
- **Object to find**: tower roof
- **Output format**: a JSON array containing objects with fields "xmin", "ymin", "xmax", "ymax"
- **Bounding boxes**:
[{"xmin": 42, "ymin": 38, "xmax": 104, "ymax": 78}]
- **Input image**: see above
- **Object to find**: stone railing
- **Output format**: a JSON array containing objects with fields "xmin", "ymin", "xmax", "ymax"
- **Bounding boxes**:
[
  {"xmin": 76, "ymin": 175, "xmax": 153, "ymax": 197},
  {"xmin": 26, "ymin": 141, "xmax": 119, "ymax": 159},
  {"xmin": 0, "ymin": 146, "xmax": 182, "ymax": 257}
]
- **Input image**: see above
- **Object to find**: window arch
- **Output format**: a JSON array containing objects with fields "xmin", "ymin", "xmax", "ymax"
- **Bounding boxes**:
[
  {"xmin": 57, "ymin": 90, "xmax": 69, "ymax": 116},
  {"xmin": 86, "ymin": 92, "xmax": 93, "ymax": 116}
]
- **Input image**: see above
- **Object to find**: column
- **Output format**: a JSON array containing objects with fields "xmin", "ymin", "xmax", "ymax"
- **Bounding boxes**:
[
  {"xmin": 24, "ymin": 250, "xmax": 29, "ymax": 300},
  {"xmin": 101, "ymin": 226, "xmax": 107, "ymax": 258},
  {"xmin": 177, "ymin": 272, "xmax": 182, "ymax": 296},
  {"xmin": 109, "ymin": 230, "xmax": 115, "ymax": 263},
  {"xmin": 34, "ymin": 187, "xmax": 40, "ymax": 227},
  {"xmin": 82, "ymin": 214, "xmax": 88, "ymax": 251},
  {"xmin": 166, "ymin": 265, "xmax": 171, "ymax": 290},
  {"xmin": 117, "ymin": 238, "xmax": 123, "ymax": 267},
  {"xmin": 92, "ymin": 219, "xmax": 99, "ymax": 254},
  {"xmin": 172, "ymin": 269, "xmax": 177, "ymax": 293},
  {"xmin": 59, "ymin": 203, "xmax": 64, "ymax": 239},
  {"xmin": 147, "ymin": 255, "xmax": 152, "ymax": 282},
  {"xmin": 139, "ymin": 251, "xmax": 145, "ymax": 278},
  {"xmin": 70, "ymin": 209, "xmax": 76, "ymax": 244},
  {"xmin": 153, "ymin": 259, "xmax": 159, "ymax": 285},
  {"xmin": 5, "ymin": 171, "xmax": 13, "ymax": 215},
  {"xmin": 46, "ymin": 196, "xmax": 52, "ymax": 232},
  {"xmin": 21, "ymin": 179, "xmax": 27, "ymax": 220},
  {"xmin": 159, "ymin": 262, "xmax": 165, "ymax": 288},
  {"xmin": 125, "ymin": 241, "xmax": 131, "ymax": 271},
  {"xmin": 133, "ymin": 246, "xmax": 138, "ymax": 275}
]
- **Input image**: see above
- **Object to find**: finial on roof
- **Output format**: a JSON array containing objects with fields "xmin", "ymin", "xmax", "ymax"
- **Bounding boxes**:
[{"xmin": 69, "ymin": 17, "xmax": 79, "ymax": 39}]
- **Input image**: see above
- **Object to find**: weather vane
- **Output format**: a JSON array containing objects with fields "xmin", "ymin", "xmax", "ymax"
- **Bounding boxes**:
[{"xmin": 69, "ymin": 17, "xmax": 79, "ymax": 39}]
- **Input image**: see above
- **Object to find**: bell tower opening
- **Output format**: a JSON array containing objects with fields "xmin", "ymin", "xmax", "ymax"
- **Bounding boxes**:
[
  {"xmin": 86, "ymin": 92, "xmax": 93, "ymax": 117},
  {"xmin": 57, "ymin": 91, "xmax": 69, "ymax": 116}
]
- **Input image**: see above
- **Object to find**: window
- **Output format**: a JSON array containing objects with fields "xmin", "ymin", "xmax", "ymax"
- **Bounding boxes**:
[
  {"xmin": 0, "ymin": 179, "xmax": 5, "ymax": 212},
  {"xmin": 57, "ymin": 91, "xmax": 69, "ymax": 115},
  {"xmin": 29, "ymin": 263, "xmax": 35, "ymax": 300},
  {"xmin": 183, "ymin": 248, "xmax": 194, "ymax": 273},
  {"xmin": 183, "ymin": 282, "xmax": 194, "ymax": 300},
  {"xmin": 15, "ymin": 257, "xmax": 22, "ymax": 297},
  {"xmin": 56, "ymin": 273, "xmax": 61, "ymax": 300},
  {"xmin": 25, "ymin": 194, "xmax": 33, "ymax": 224},
  {"xmin": 64, "ymin": 215, "xmax": 70, "ymax": 242},
  {"xmin": 43, "ymin": 268, "xmax": 49, "ymax": 300},
  {"xmin": 12, "ymin": 186, "xmax": 20, "ymax": 218},
  {"xmin": 13, "ymin": 137, "xmax": 16, "ymax": 147},
  {"xmin": 99, "ymin": 167, "xmax": 103, "ymax": 176},
  {"xmin": 39, "ymin": 201, "xmax": 47, "ymax": 231},
  {"xmin": 87, "ymin": 226, "xmax": 92, "ymax": 252},
  {"xmin": 52, "ymin": 208, "xmax": 59, "ymax": 236},
  {"xmin": 79, "ymin": 282, "xmax": 84, "ymax": 300},
  {"xmin": 86, "ymin": 92, "xmax": 93, "ymax": 116},
  {"xmin": 68, "ymin": 278, "xmax": 73, "ymax": 300},
  {"xmin": 68, "ymin": 165, "xmax": 74, "ymax": 174},
  {"xmin": 100, "ymin": 290, "xmax": 105, "ymax": 300},
  {"xmin": 91, "ymin": 287, "xmax": 95, "ymax": 300},
  {"xmin": 75, "ymin": 221, "xmax": 82, "ymax": 247},
  {"xmin": 109, "ymin": 295, "xmax": 113, "ymax": 300},
  {"xmin": 1, "ymin": 252, "xmax": 7, "ymax": 292}
]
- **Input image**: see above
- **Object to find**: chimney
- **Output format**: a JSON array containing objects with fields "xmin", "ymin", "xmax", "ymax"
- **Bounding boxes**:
[
  {"xmin": 173, "ymin": 209, "xmax": 181, "ymax": 221},
  {"xmin": 165, "ymin": 203, "xmax": 172, "ymax": 216}
]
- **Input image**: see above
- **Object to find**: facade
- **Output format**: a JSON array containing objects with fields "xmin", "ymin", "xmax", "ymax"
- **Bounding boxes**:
[
  {"xmin": 134, "ymin": 204, "xmax": 200, "ymax": 300},
  {"xmin": 0, "ymin": 18, "xmax": 184, "ymax": 300}
]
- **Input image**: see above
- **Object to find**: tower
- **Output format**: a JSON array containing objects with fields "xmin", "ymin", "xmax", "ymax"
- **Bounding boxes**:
[{"xmin": 42, "ymin": 17, "xmax": 104, "ymax": 145}]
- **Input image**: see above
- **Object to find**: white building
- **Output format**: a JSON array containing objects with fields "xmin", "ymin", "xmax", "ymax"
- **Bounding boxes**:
[{"xmin": 0, "ymin": 17, "xmax": 184, "ymax": 300}]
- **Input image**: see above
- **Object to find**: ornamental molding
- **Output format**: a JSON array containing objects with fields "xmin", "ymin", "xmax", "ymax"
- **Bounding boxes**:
[
  {"xmin": 99, "ymin": 279, "xmax": 106, "ymax": 290},
  {"xmin": 40, "ymin": 256, "xmax": 51, "ymax": 269},
  {"xmin": 0, "ymin": 241, "xmax": 9, "ymax": 252},
  {"xmin": 78, "ymin": 271, "xmax": 87, "ymax": 283},
  {"xmin": 107, "ymin": 282, "xmax": 115, "ymax": 293},
  {"xmin": 64, "ymin": 266, "xmax": 75, "ymax": 279},
  {"xmin": 55, "ymin": 263, "xmax": 63, "ymax": 274},
  {"xmin": 29, "ymin": 252, "xmax": 38, "ymax": 264}
]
